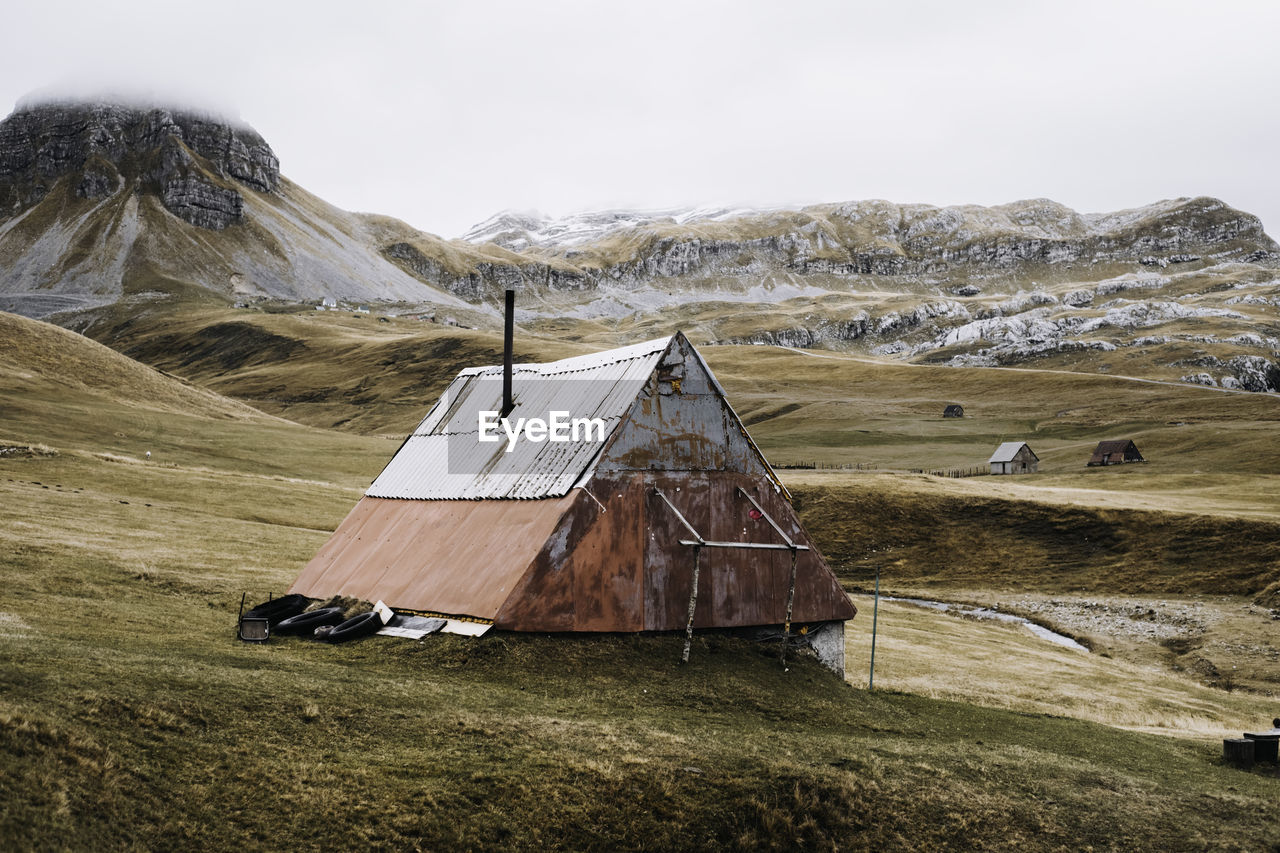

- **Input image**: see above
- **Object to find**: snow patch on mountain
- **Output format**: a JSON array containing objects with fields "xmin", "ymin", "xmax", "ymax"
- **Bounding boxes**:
[{"xmin": 462, "ymin": 206, "xmax": 773, "ymax": 251}]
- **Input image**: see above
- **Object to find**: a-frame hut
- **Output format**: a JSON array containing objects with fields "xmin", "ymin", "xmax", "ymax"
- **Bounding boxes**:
[
  {"xmin": 1088, "ymin": 439, "xmax": 1144, "ymax": 466},
  {"xmin": 289, "ymin": 332, "xmax": 855, "ymax": 671}
]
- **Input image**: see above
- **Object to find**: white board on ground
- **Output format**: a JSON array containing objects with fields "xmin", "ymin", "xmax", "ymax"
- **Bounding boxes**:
[
  {"xmin": 379, "ymin": 625, "xmax": 432, "ymax": 639},
  {"xmin": 442, "ymin": 620, "xmax": 492, "ymax": 637}
]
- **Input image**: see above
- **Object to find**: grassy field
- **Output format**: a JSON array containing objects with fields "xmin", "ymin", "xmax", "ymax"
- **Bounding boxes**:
[
  {"xmin": 5, "ymin": 308, "xmax": 1280, "ymax": 849},
  {"xmin": 81, "ymin": 306, "xmax": 586, "ymax": 436},
  {"xmin": 4, "ymin": 445, "xmax": 1279, "ymax": 850},
  {"xmin": 83, "ymin": 306, "xmax": 1280, "ymax": 480},
  {"xmin": 845, "ymin": 595, "xmax": 1271, "ymax": 737},
  {"xmin": 703, "ymin": 347, "xmax": 1280, "ymax": 477}
]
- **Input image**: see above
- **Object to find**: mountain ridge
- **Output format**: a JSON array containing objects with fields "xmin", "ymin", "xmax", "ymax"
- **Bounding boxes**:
[
  {"xmin": 1, "ymin": 98, "xmax": 1277, "ymax": 392},
  {"xmin": 459, "ymin": 196, "xmax": 1274, "ymax": 265},
  {"xmin": 431, "ymin": 195, "xmax": 1276, "ymax": 298},
  {"xmin": 0, "ymin": 101, "xmax": 279, "ymax": 227}
]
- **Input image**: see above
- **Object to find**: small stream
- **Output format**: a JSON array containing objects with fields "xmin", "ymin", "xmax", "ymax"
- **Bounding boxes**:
[{"xmin": 882, "ymin": 597, "xmax": 1090, "ymax": 652}]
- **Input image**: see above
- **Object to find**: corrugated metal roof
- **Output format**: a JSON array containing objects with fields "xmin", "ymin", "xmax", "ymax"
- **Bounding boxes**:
[
  {"xmin": 366, "ymin": 336, "xmax": 672, "ymax": 500},
  {"xmin": 988, "ymin": 441, "xmax": 1033, "ymax": 463}
]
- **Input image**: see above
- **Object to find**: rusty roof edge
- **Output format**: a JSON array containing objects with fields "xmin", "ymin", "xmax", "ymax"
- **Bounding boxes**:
[{"xmin": 460, "ymin": 336, "xmax": 673, "ymax": 378}]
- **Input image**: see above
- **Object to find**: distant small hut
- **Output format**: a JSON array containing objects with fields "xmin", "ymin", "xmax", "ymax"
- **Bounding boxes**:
[
  {"xmin": 1088, "ymin": 439, "xmax": 1144, "ymax": 467},
  {"xmin": 943, "ymin": 404, "xmax": 964, "ymax": 418},
  {"xmin": 988, "ymin": 441, "xmax": 1038, "ymax": 475}
]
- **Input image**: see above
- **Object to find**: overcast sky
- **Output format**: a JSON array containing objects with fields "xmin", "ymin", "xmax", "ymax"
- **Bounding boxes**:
[{"xmin": 5, "ymin": 1, "xmax": 1278, "ymax": 239}]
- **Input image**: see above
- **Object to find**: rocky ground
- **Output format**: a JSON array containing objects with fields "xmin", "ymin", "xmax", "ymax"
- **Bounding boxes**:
[
  {"xmin": 1003, "ymin": 596, "xmax": 1219, "ymax": 643},
  {"xmin": 994, "ymin": 593, "xmax": 1280, "ymax": 695}
]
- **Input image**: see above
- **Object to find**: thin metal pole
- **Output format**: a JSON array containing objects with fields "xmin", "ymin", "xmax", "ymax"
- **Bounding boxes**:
[
  {"xmin": 780, "ymin": 546, "xmax": 798, "ymax": 667},
  {"xmin": 681, "ymin": 545, "xmax": 702, "ymax": 664},
  {"xmin": 868, "ymin": 567, "xmax": 880, "ymax": 691},
  {"xmin": 654, "ymin": 489, "xmax": 705, "ymax": 545}
]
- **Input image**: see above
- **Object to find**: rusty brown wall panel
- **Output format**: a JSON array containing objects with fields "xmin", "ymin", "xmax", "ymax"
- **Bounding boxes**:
[
  {"xmin": 636, "ymin": 471, "xmax": 855, "ymax": 630},
  {"xmin": 493, "ymin": 471, "xmax": 853, "ymax": 632},
  {"xmin": 292, "ymin": 476, "xmax": 853, "ymax": 630},
  {"xmin": 568, "ymin": 479, "xmax": 648, "ymax": 631},
  {"xmin": 746, "ymin": 480, "xmax": 856, "ymax": 624},
  {"xmin": 493, "ymin": 492, "xmax": 595, "ymax": 631},
  {"xmin": 329, "ymin": 499, "xmax": 428, "ymax": 601},
  {"xmin": 288, "ymin": 495, "xmax": 576, "ymax": 617}
]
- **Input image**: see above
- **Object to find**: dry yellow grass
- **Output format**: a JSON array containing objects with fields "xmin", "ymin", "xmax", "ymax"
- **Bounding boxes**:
[
  {"xmin": 5, "ymin": 308, "xmax": 1280, "ymax": 850},
  {"xmin": 845, "ymin": 596, "xmax": 1267, "ymax": 739},
  {"xmin": 0, "ymin": 311, "xmax": 268, "ymax": 421},
  {"xmin": 784, "ymin": 468, "xmax": 1280, "ymax": 523}
]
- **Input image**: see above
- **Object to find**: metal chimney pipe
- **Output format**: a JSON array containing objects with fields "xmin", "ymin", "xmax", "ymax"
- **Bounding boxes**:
[{"xmin": 502, "ymin": 288, "xmax": 515, "ymax": 417}]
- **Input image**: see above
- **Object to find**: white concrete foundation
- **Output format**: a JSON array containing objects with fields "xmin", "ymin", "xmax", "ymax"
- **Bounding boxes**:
[{"xmin": 805, "ymin": 620, "xmax": 846, "ymax": 678}]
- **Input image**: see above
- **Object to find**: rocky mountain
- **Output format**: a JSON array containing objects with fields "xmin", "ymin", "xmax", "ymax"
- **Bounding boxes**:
[
  {"xmin": 0, "ymin": 99, "xmax": 484, "ymax": 321},
  {"xmin": 1, "ymin": 97, "xmax": 1277, "ymax": 392},
  {"xmin": 426, "ymin": 195, "xmax": 1276, "ymax": 292},
  {"xmin": 0, "ymin": 102, "xmax": 279, "ymax": 229},
  {"xmin": 435, "ymin": 198, "xmax": 1280, "ymax": 392}
]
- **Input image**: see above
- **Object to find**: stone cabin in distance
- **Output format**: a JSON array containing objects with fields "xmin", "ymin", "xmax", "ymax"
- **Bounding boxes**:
[{"xmin": 988, "ymin": 441, "xmax": 1038, "ymax": 475}]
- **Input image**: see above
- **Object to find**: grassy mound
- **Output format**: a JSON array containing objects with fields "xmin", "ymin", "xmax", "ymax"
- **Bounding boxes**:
[
  {"xmin": 4, "ymin": 543, "xmax": 1278, "ymax": 851},
  {"xmin": 0, "ymin": 310, "xmax": 263, "ymax": 422},
  {"xmin": 793, "ymin": 476, "xmax": 1280, "ymax": 599},
  {"xmin": 85, "ymin": 307, "xmax": 588, "ymax": 434}
]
